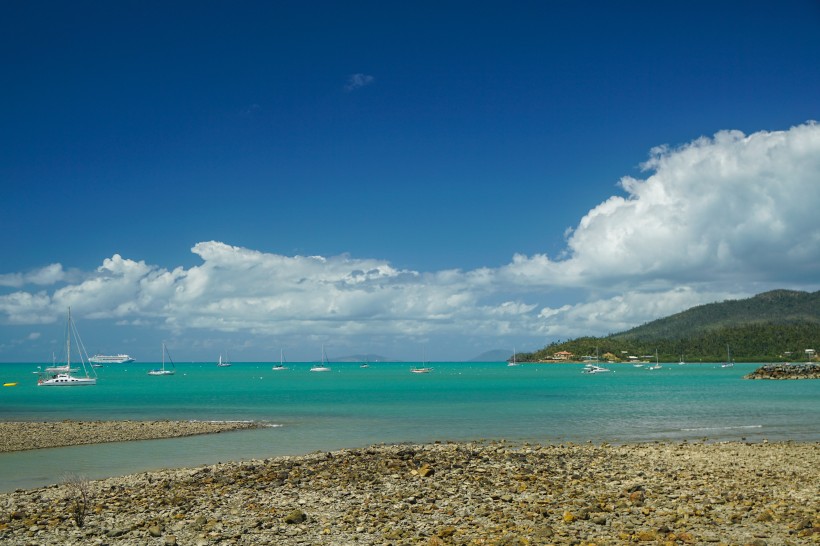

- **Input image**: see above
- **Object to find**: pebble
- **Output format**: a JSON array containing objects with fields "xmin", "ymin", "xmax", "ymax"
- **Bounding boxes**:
[
  {"xmin": 0, "ymin": 440, "xmax": 816, "ymax": 545},
  {"xmin": 0, "ymin": 420, "xmax": 260, "ymax": 453}
]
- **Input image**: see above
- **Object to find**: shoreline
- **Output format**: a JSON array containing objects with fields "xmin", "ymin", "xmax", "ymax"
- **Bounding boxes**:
[
  {"xmin": 0, "ymin": 438, "xmax": 816, "ymax": 545},
  {"xmin": 0, "ymin": 420, "xmax": 261, "ymax": 453}
]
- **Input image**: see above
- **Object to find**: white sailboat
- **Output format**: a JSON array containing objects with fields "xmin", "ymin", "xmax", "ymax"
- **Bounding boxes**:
[
  {"xmin": 721, "ymin": 344, "xmax": 735, "ymax": 368},
  {"xmin": 44, "ymin": 352, "xmax": 78, "ymax": 374},
  {"xmin": 217, "ymin": 352, "xmax": 232, "ymax": 367},
  {"xmin": 272, "ymin": 349, "xmax": 289, "ymax": 370},
  {"xmin": 411, "ymin": 347, "xmax": 433, "ymax": 373},
  {"xmin": 507, "ymin": 347, "xmax": 519, "ymax": 367},
  {"xmin": 647, "ymin": 349, "xmax": 662, "ymax": 370},
  {"xmin": 37, "ymin": 308, "xmax": 97, "ymax": 387},
  {"xmin": 582, "ymin": 347, "xmax": 610, "ymax": 374},
  {"xmin": 148, "ymin": 343, "xmax": 176, "ymax": 376},
  {"xmin": 310, "ymin": 345, "xmax": 331, "ymax": 372}
]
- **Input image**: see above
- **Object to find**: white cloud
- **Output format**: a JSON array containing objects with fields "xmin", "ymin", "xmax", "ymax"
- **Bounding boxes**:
[
  {"xmin": 344, "ymin": 73, "xmax": 375, "ymax": 91},
  {"xmin": 0, "ymin": 263, "xmax": 65, "ymax": 288},
  {"xmin": 504, "ymin": 122, "xmax": 820, "ymax": 289},
  {"xmin": 1, "ymin": 123, "xmax": 818, "ymax": 358}
]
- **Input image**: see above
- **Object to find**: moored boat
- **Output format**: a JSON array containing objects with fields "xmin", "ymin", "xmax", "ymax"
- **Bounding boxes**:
[
  {"xmin": 310, "ymin": 345, "xmax": 331, "ymax": 372},
  {"xmin": 37, "ymin": 308, "xmax": 97, "ymax": 387},
  {"xmin": 148, "ymin": 343, "xmax": 176, "ymax": 376},
  {"xmin": 89, "ymin": 354, "xmax": 135, "ymax": 364}
]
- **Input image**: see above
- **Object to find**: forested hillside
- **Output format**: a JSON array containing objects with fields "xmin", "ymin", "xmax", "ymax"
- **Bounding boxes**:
[{"xmin": 519, "ymin": 290, "xmax": 820, "ymax": 362}]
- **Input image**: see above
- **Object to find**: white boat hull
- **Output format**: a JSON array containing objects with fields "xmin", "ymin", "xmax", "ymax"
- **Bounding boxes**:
[
  {"xmin": 88, "ymin": 354, "xmax": 135, "ymax": 364},
  {"xmin": 38, "ymin": 373, "xmax": 97, "ymax": 386}
]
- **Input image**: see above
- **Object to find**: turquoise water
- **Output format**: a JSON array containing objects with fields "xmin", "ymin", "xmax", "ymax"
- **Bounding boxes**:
[{"xmin": 1, "ymin": 361, "xmax": 817, "ymax": 492}]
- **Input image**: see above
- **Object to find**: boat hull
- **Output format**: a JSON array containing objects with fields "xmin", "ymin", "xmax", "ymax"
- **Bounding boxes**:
[
  {"xmin": 89, "ymin": 354, "xmax": 135, "ymax": 364},
  {"xmin": 38, "ymin": 374, "xmax": 97, "ymax": 386}
]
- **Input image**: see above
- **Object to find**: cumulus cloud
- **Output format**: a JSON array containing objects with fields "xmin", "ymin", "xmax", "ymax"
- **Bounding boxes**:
[
  {"xmin": 0, "ymin": 264, "xmax": 65, "ymax": 288},
  {"xmin": 344, "ymin": 73, "xmax": 375, "ymax": 91},
  {"xmin": 503, "ymin": 122, "xmax": 820, "ymax": 290},
  {"xmin": 0, "ymin": 123, "xmax": 818, "ymax": 357}
]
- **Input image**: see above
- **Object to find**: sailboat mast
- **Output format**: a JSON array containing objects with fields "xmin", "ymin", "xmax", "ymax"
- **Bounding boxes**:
[{"xmin": 66, "ymin": 307, "xmax": 71, "ymax": 368}]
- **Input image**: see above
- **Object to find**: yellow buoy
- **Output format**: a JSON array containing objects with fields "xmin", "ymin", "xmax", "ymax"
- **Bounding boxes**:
[{"xmin": 3, "ymin": 382, "xmax": 18, "ymax": 387}]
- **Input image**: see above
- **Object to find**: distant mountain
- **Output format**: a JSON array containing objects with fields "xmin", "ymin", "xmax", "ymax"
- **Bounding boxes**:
[
  {"xmin": 468, "ymin": 349, "xmax": 513, "ymax": 362},
  {"xmin": 522, "ymin": 290, "xmax": 820, "ymax": 362}
]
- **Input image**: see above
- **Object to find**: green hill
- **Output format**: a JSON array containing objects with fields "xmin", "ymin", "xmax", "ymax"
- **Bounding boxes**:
[{"xmin": 520, "ymin": 290, "xmax": 820, "ymax": 363}]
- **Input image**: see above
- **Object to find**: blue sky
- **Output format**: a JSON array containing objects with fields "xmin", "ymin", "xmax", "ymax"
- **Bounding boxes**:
[{"xmin": 1, "ymin": 1, "xmax": 819, "ymax": 362}]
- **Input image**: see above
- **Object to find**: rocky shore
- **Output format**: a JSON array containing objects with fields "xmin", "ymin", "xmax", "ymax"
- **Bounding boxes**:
[
  {"xmin": 745, "ymin": 363, "xmax": 820, "ymax": 380},
  {"xmin": 0, "ymin": 439, "xmax": 817, "ymax": 545},
  {"xmin": 0, "ymin": 420, "xmax": 260, "ymax": 453}
]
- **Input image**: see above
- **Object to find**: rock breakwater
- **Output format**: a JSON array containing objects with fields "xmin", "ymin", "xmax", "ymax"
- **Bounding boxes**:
[
  {"xmin": 0, "ymin": 440, "xmax": 817, "ymax": 545},
  {"xmin": 745, "ymin": 362, "xmax": 820, "ymax": 380},
  {"xmin": 0, "ymin": 420, "xmax": 260, "ymax": 453}
]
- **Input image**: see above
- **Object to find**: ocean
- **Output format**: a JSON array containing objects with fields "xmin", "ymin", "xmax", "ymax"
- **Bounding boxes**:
[{"xmin": 1, "ymin": 360, "xmax": 817, "ymax": 492}]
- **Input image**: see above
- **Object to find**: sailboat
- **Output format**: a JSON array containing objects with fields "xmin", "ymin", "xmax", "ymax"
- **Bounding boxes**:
[
  {"xmin": 507, "ymin": 347, "xmax": 519, "ymax": 367},
  {"xmin": 310, "ymin": 345, "xmax": 331, "ymax": 372},
  {"xmin": 721, "ymin": 345, "xmax": 735, "ymax": 368},
  {"xmin": 272, "ymin": 349, "xmax": 289, "ymax": 370},
  {"xmin": 647, "ymin": 349, "xmax": 662, "ymax": 370},
  {"xmin": 411, "ymin": 347, "xmax": 433, "ymax": 373},
  {"xmin": 582, "ymin": 347, "xmax": 610, "ymax": 374},
  {"xmin": 37, "ymin": 308, "xmax": 97, "ymax": 387},
  {"xmin": 148, "ymin": 343, "xmax": 176, "ymax": 376},
  {"xmin": 217, "ymin": 352, "xmax": 232, "ymax": 367},
  {"xmin": 44, "ymin": 351, "xmax": 78, "ymax": 374}
]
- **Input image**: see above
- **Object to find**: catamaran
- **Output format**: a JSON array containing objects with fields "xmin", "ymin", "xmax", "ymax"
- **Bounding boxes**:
[
  {"xmin": 582, "ymin": 347, "xmax": 610, "ymax": 374},
  {"xmin": 37, "ymin": 308, "xmax": 97, "ymax": 387}
]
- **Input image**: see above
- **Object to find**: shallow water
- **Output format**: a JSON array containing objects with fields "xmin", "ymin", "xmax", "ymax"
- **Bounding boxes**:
[{"xmin": 0, "ymin": 361, "xmax": 817, "ymax": 491}]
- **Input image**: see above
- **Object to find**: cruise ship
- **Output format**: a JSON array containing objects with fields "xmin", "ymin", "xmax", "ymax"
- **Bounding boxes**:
[{"xmin": 88, "ymin": 354, "xmax": 135, "ymax": 364}]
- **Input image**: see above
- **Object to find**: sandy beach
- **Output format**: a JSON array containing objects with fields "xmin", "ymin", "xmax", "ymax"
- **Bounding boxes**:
[{"xmin": 0, "ymin": 421, "xmax": 817, "ymax": 545}]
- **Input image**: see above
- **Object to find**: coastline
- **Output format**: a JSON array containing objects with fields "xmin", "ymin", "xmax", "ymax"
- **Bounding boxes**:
[
  {"xmin": 0, "ymin": 420, "xmax": 261, "ymax": 453},
  {"xmin": 0, "ymin": 437, "xmax": 816, "ymax": 545},
  {"xmin": 745, "ymin": 362, "xmax": 820, "ymax": 380}
]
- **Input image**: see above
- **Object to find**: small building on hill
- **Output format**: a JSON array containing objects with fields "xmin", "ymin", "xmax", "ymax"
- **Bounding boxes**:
[{"xmin": 553, "ymin": 351, "xmax": 574, "ymax": 360}]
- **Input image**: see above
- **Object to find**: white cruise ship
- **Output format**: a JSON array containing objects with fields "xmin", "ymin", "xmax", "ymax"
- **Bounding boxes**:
[{"xmin": 88, "ymin": 354, "xmax": 135, "ymax": 364}]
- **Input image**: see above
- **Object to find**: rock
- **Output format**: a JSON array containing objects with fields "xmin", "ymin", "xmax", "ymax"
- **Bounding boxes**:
[
  {"xmin": 745, "ymin": 363, "xmax": 820, "ymax": 380},
  {"xmin": 284, "ymin": 510, "xmax": 307, "ymax": 524},
  {"xmin": 629, "ymin": 490, "xmax": 646, "ymax": 504},
  {"xmin": 417, "ymin": 464, "xmax": 435, "ymax": 477},
  {"xmin": 0, "ymin": 440, "xmax": 816, "ymax": 546}
]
